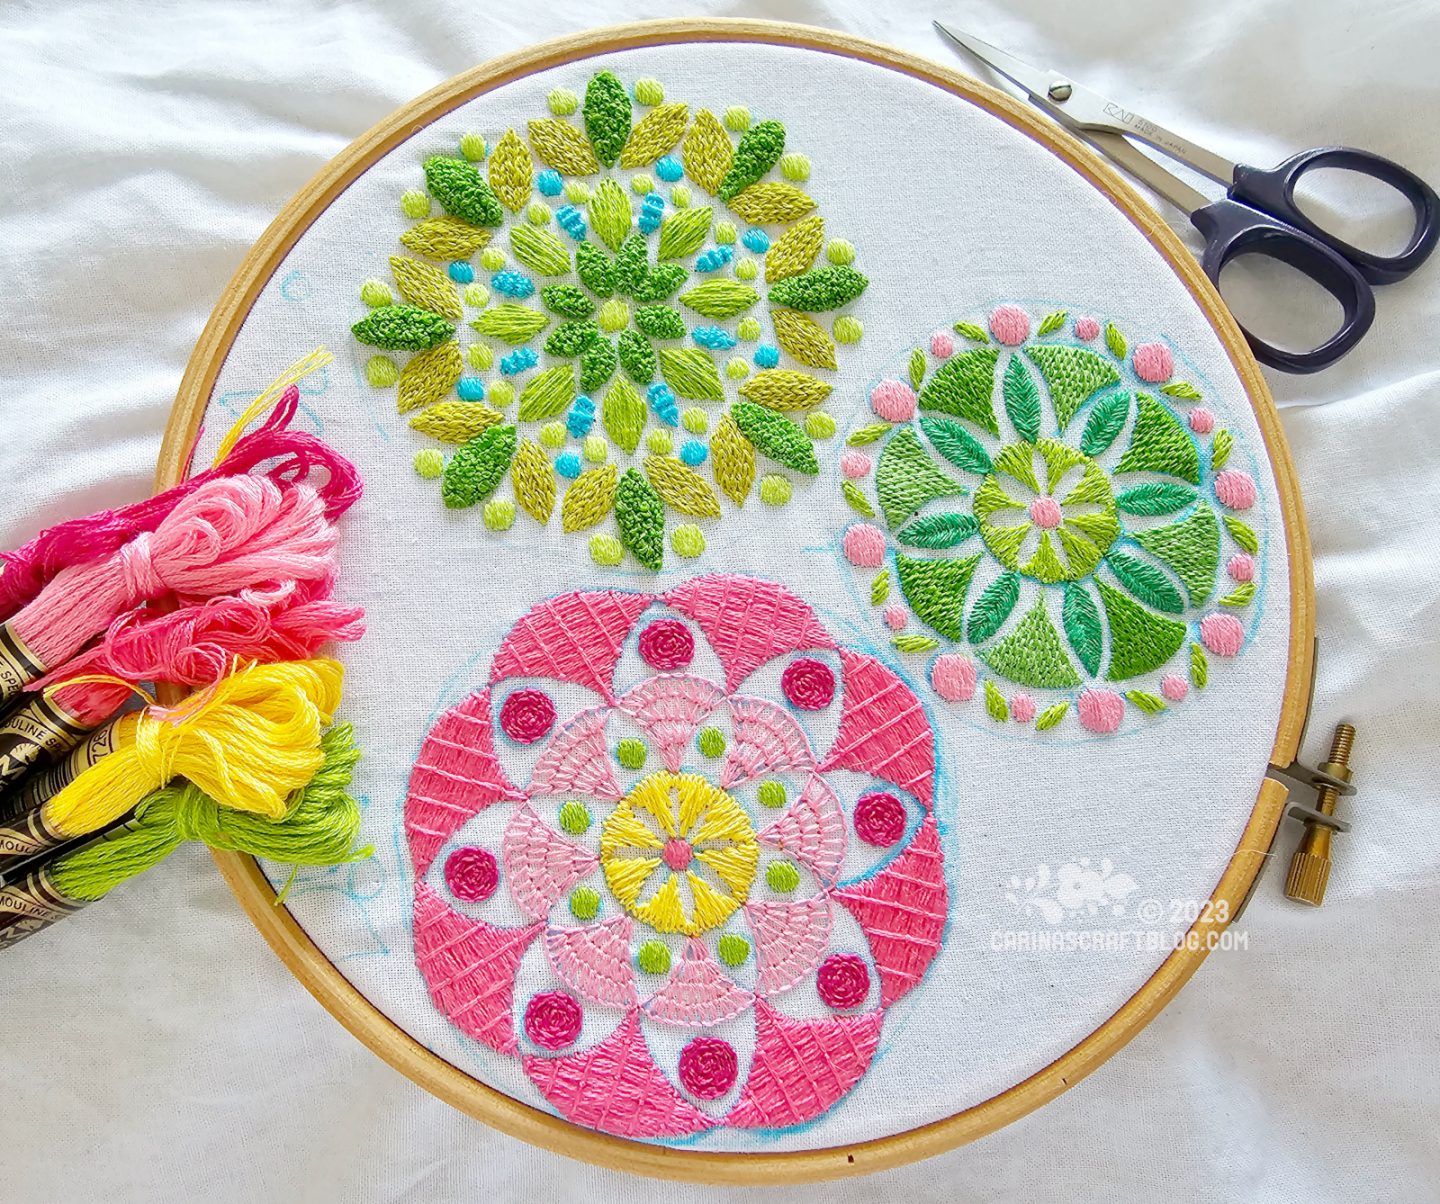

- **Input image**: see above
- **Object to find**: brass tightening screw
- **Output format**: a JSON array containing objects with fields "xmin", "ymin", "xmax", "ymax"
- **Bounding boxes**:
[{"xmin": 1284, "ymin": 723, "xmax": 1356, "ymax": 906}]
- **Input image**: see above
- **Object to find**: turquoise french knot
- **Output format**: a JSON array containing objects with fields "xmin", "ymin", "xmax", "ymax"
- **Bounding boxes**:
[
  {"xmin": 556, "ymin": 205, "xmax": 587, "ymax": 241},
  {"xmin": 448, "ymin": 261, "xmax": 475, "ymax": 284},
  {"xmin": 638, "ymin": 193, "xmax": 666, "ymax": 234},
  {"xmin": 742, "ymin": 228, "xmax": 770, "ymax": 253},
  {"xmin": 537, "ymin": 169, "xmax": 564, "ymax": 197},
  {"xmin": 456, "ymin": 375, "xmax": 486, "ymax": 401},
  {"xmin": 680, "ymin": 439, "xmax": 708, "ymax": 466},
  {"xmin": 754, "ymin": 345, "xmax": 780, "ymax": 369},
  {"xmin": 693, "ymin": 326, "xmax": 737, "ymax": 350},
  {"xmin": 647, "ymin": 383, "xmax": 680, "ymax": 426},
  {"xmin": 556, "ymin": 451, "xmax": 583, "ymax": 478},
  {"xmin": 656, "ymin": 155, "xmax": 684, "ymax": 182},
  {"xmin": 695, "ymin": 245, "xmax": 734, "ymax": 273},
  {"xmin": 567, "ymin": 395, "xmax": 596, "ymax": 437},
  {"xmin": 492, "ymin": 270, "xmax": 535, "ymax": 299},
  {"xmin": 500, "ymin": 347, "xmax": 539, "ymax": 375}
]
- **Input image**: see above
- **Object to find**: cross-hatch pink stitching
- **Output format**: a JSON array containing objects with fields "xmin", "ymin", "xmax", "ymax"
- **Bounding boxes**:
[
  {"xmin": 838, "ymin": 304, "xmax": 1262, "ymax": 736},
  {"xmin": 404, "ymin": 575, "xmax": 947, "ymax": 1137}
]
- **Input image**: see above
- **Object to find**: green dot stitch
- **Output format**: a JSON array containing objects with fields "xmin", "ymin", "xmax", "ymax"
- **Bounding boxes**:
[
  {"xmin": 717, "ymin": 933, "xmax": 750, "ymax": 966},
  {"xmin": 483, "ymin": 499, "xmax": 516, "ymax": 531},
  {"xmin": 400, "ymin": 190, "xmax": 431, "ymax": 219},
  {"xmin": 366, "ymin": 355, "xmax": 399, "ymax": 387},
  {"xmin": 590, "ymin": 534, "xmax": 624, "ymax": 566},
  {"xmin": 559, "ymin": 800, "xmax": 591, "ymax": 835},
  {"xmin": 547, "ymin": 88, "xmax": 579, "ymax": 116},
  {"xmin": 757, "ymin": 780, "xmax": 786, "ymax": 809},
  {"xmin": 671, "ymin": 524, "xmax": 705, "ymax": 558},
  {"xmin": 569, "ymin": 886, "xmax": 600, "ymax": 921},
  {"xmin": 646, "ymin": 429, "xmax": 674, "ymax": 455},
  {"xmin": 413, "ymin": 448, "xmax": 444, "ymax": 478},
  {"xmin": 766, "ymin": 860, "xmax": 801, "ymax": 893},
  {"xmin": 637, "ymin": 940, "xmax": 671, "ymax": 974},
  {"xmin": 759, "ymin": 475, "xmax": 793, "ymax": 505},
  {"xmin": 697, "ymin": 726, "xmax": 726, "ymax": 758},
  {"xmin": 615, "ymin": 737, "xmax": 647, "ymax": 769},
  {"xmin": 360, "ymin": 279, "xmax": 393, "ymax": 308}
]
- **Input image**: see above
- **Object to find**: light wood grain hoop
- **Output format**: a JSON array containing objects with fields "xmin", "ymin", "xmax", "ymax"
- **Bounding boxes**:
[{"xmin": 154, "ymin": 18, "xmax": 1313, "ymax": 1184}]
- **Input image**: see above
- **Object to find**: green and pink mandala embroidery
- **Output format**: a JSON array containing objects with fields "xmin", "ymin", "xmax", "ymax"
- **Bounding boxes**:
[
  {"xmin": 839, "ymin": 304, "xmax": 1263, "ymax": 735},
  {"xmin": 351, "ymin": 71, "xmax": 868, "ymax": 570}
]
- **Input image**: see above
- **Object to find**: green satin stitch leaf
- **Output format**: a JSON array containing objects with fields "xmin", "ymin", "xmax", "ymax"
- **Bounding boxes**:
[
  {"xmin": 470, "ymin": 303, "xmax": 549, "ymax": 345},
  {"xmin": 894, "ymin": 633, "xmax": 941, "ymax": 653},
  {"xmin": 1114, "ymin": 482, "xmax": 1198, "ymax": 516},
  {"xmin": 516, "ymin": 365, "xmax": 577, "ymax": 422},
  {"xmin": 730, "ymin": 402, "xmax": 818, "ymax": 474},
  {"xmin": 1023, "ymin": 344, "xmax": 1122, "ymax": 432},
  {"xmin": 1114, "ymin": 394, "xmax": 1201, "ymax": 484},
  {"xmin": 510, "ymin": 224, "xmax": 572, "ymax": 276},
  {"xmin": 967, "ymin": 570, "xmax": 1020, "ymax": 644},
  {"xmin": 584, "ymin": 71, "xmax": 632, "ymax": 168},
  {"xmin": 1132, "ymin": 503, "xmax": 1221, "ymax": 604},
  {"xmin": 1096, "ymin": 579, "xmax": 1187, "ymax": 681},
  {"xmin": 615, "ymin": 468, "xmax": 665, "ymax": 570},
  {"xmin": 1220, "ymin": 581, "xmax": 1257, "ymax": 607},
  {"xmin": 602, "ymin": 377, "xmax": 647, "ymax": 454},
  {"xmin": 896, "ymin": 511, "xmax": 979, "ymax": 549},
  {"xmin": 874, "ymin": 427, "xmax": 967, "ymax": 527},
  {"xmin": 1126, "ymin": 690, "xmax": 1167, "ymax": 715},
  {"xmin": 1079, "ymin": 391, "xmax": 1130, "ymax": 457},
  {"xmin": 1061, "ymin": 582, "xmax": 1103, "ymax": 677},
  {"xmin": 909, "ymin": 348, "xmax": 927, "ymax": 390},
  {"xmin": 658, "ymin": 347, "xmax": 723, "ymax": 400},
  {"xmin": 590, "ymin": 180, "xmax": 633, "ymax": 253},
  {"xmin": 1162, "ymin": 381, "xmax": 1202, "ymax": 400},
  {"xmin": 441, "ymin": 424, "xmax": 515, "ymax": 508},
  {"xmin": 1104, "ymin": 321, "xmax": 1127, "ymax": 360},
  {"xmin": 680, "ymin": 280, "xmax": 761, "ymax": 319},
  {"xmin": 846, "ymin": 423, "xmax": 892, "ymax": 446},
  {"xmin": 979, "ymin": 599, "xmax": 1082, "ymax": 689},
  {"xmin": 894, "ymin": 552, "xmax": 980, "ymax": 641},
  {"xmin": 1002, "ymin": 354, "xmax": 1042, "ymax": 443},
  {"xmin": 917, "ymin": 347, "xmax": 1000, "ymax": 434},
  {"xmin": 870, "ymin": 569, "xmax": 890, "ymax": 606},
  {"xmin": 842, "ymin": 480, "xmax": 875, "ymax": 517},
  {"xmin": 657, "ymin": 206, "xmax": 712, "ymax": 261},
  {"xmin": 1224, "ymin": 515, "xmax": 1259, "ymax": 554},
  {"xmin": 1037, "ymin": 310, "xmax": 1067, "ymax": 336},
  {"xmin": 1036, "ymin": 701, "xmax": 1069, "ymax": 730},
  {"xmin": 918, "ymin": 416, "xmax": 993, "ymax": 475},
  {"xmin": 984, "ymin": 680, "xmax": 1009, "ymax": 722},
  {"xmin": 1106, "ymin": 550, "xmax": 1185, "ymax": 614},
  {"xmin": 1212, "ymin": 428, "xmax": 1233, "ymax": 471},
  {"xmin": 953, "ymin": 321, "xmax": 989, "ymax": 343},
  {"xmin": 1190, "ymin": 642, "xmax": 1209, "ymax": 688}
]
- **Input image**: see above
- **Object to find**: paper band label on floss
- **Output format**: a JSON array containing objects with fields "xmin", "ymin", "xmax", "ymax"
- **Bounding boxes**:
[
  {"xmin": 0, "ymin": 869, "xmax": 86, "ymax": 951},
  {"xmin": 0, "ymin": 694, "xmax": 93, "ymax": 793},
  {"xmin": 0, "ymin": 716, "xmax": 123, "ymax": 822},
  {"xmin": 0, "ymin": 806, "xmax": 69, "ymax": 869},
  {"xmin": 0, "ymin": 624, "xmax": 47, "ymax": 709}
]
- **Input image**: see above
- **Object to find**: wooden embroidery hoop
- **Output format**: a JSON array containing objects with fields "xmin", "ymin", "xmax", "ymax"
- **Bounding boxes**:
[{"xmin": 154, "ymin": 18, "xmax": 1313, "ymax": 1185}]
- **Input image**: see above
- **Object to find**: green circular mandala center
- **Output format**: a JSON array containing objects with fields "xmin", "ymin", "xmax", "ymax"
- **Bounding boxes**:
[{"xmin": 973, "ymin": 438, "xmax": 1119, "ymax": 584}]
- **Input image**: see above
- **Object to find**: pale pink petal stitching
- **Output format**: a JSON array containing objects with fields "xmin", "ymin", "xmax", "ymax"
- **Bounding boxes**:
[
  {"xmin": 642, "ymin": 938, "xmax": 754, "ymax": 1027},
  {"xmin": 524, "ymin": 1009, "xmax": 718, "ymax": 1138},
  {"xmin": 834, "ymin": 816, "xmax": 947, "ymax": 1007},
  {"xmin": 820, "ymin": 648, "xmax": 935, "ymax": 810},
  {"xmin": 720, "ymin": 695, "xmax": 816, "ymax": 789},
  {"xmin": 664, "ymin": 574, "xmax": 835, "ymax": 692},
  {"xmin": 412, "ymin": 883, "xmax": 542, "ymax": 1056},
  {"xmin": 617, "ymin": 674, "xmax": 727, "ymax": 772},
  {"xmin": 529, "ymin": 705, "xmax": 623, "ymax": 801},
  {"xmin": 745, "ymin": 895, "xmax": 832, "ymax": 996},
  {"xmin": 490, "ymin": 590, "xmax": 653, "ymax": 704},
  {"xmin": 545, "ymin": 915, "xmax": 638, "ymax": 1008},
  {"xmin": 405, "ymin": 689, "xmax": 524, "ymax": 876},
  {"xmin": 724, "ymin": 999, "xmax": 884, "ymax": 1129},
  {"xmin": 502, "ymin": 805, "xmax": 601, "ymax": 919},
  {"xmin": 757, "ymin": 772, "xmax": 847, "ymax": 886}
]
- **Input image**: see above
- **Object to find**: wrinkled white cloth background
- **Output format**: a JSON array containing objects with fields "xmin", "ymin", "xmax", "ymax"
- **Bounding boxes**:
[{"xmin": 2, "ymin": 2, "xmax": 1436, "ymax": 1201}]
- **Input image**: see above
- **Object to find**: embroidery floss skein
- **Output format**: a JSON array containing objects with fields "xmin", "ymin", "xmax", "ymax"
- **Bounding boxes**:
[
  {"xmin": 0, "ymin": 580, "xmax": 365, "ymax": 792},
  {"xmin": 0, "ymin": 722, "xmax": 369, "ymax": 950},
  {"xmin": 0, "ymin": 376, "xmax": 360, "ymax": 622},
  {"xmin": 0, "ymin": 658, "xmax": 343, "ymax": 879},
  {"xmin": 0, "ymin": 475, "xmax": 338, "ymax": 710}
]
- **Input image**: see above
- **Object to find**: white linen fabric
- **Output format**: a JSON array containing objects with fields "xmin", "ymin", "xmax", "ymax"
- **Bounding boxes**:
[{"xmin": 2, "ymin": 1, "xmax": 1437, "ymax": 1199}]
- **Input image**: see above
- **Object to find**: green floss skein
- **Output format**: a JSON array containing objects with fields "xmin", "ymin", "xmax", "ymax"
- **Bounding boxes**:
[{"xmin": 47, "ymin": 723, "xmax": 371, "ymax": 902}]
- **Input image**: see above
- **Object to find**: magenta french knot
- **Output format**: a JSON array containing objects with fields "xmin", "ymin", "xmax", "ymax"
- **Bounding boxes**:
[
  {"xmin": 781, "ymin": 657, "xmax": 836, "ymax": 710},
  {"xmin": 499, "ymin": 688, "xmax": 558, "ymax": 744},
  {"xmin": 638, "ymin": 619, "xmax": 695, "ymax": 671},
  {"xmin": 817, "ymin": 953, "xmax": 871, "ymax": 1010},
  {"xmin": 525, "ymin": 990, "xmax": 584, "ymax": 1050},
  {"xmin": 444, "ymin": 846, "xmax": 499, "ymax": 902},
  {"xmin": 853, "ymin": 791, "xmax": 906, "ymax": 848},
  {"xmin": 677, "ymin": 1036, "xmax": 739, "ymax": 1100}
]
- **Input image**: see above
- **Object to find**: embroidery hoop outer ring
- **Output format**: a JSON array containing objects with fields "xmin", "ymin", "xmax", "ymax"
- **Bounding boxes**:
[{"xmin": 153, "ymin": 19, "xmax": 1314, "ymax": 1184}]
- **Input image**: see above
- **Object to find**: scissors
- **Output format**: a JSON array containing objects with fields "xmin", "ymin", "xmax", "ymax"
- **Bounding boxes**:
[{"xmin": 935, "ymin": 22, "xmax": 1440, "ymax": 373}]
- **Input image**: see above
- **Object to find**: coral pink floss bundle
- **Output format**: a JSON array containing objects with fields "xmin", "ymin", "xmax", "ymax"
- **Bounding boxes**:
[
  {"xmin": 0, "ymin": 385, "xmax": 361, "ymax": 622},
  {"xmin": 0, "ymin": 475, "xmax": 339, "ymax": 710}
]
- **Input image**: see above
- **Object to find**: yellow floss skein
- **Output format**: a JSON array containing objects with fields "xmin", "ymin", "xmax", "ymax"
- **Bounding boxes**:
[{"xmin": 44, "ymin": 658, "xmax": 344, "ymax": 838}]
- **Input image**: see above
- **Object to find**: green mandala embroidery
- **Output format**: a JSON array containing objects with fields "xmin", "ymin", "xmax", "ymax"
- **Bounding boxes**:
[
  {"xmin": 841, "ymin": 305, "xmax": 1263, "ymax": 736},
  {"xmin": 351, "ymin": 70, "xmax": 870, "ymax": 569}
]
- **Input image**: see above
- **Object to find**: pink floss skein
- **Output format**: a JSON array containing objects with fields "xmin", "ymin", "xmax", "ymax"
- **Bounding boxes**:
[
  {"xmin": 0, "ymin": 386, "xmax": 362, "ymax": 621},
  {"xmin": 0, "ymin": 476, "xmax": 338, "ymax": 706}
]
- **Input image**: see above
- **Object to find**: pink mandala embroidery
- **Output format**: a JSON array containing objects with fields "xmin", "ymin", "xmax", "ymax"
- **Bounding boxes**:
[{"xmin": 405, "ymin": 574, "xmax": 948, "ymax": 1138}]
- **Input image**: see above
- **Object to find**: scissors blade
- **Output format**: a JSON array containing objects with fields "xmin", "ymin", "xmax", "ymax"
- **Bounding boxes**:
[{"xmin": 934, "ymin": 22, "xmax": 1237, "ymax": 187}]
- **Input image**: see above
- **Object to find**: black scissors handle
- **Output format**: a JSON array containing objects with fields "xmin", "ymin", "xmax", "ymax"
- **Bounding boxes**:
[
  {"xmin": 1191, "ymin": 198, "xmax": 1376, "ymax": 374},
  {"xmin": 1229, "ymin": 147, "xmax": 1440, "ymax": 285}
]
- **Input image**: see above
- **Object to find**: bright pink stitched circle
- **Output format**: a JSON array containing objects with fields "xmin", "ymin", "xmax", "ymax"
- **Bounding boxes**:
[
  {"xmin": 678, "ymin": 1037, "xmax": 738, "ymax": 1100},
  {"xmin": 499, "ymin": 688, "xmax": 557, "ymax": 744},
  {"xmin": 444, "ymin": 846, "xmax": 498, "ymax": 902},
  {"xmin": 781, "ymin": 657, "xmax": 835, "ymax": 710},
  {"xmin": 524, "ymin": 990, "xmax": 583, "ymax": 1050},
  {"xmin": 853, "ymin": 791, "xmax": 906, "ymax": 848},
  {"xmin": 662, "ymin": 837, "xmax": 693, "ymax": 871},
  {"xmin": 638, "ymin": 619, "xmax": 695, "ymax": 671},
  {"xmin": 817, "ymin": 953, "xmax": 870, "ymax": 1009}
]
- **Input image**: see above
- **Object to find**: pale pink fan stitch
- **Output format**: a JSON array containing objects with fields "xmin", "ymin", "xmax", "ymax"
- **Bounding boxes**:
[
  {"xmin": 528, "ymin": 706, "xmax": 624, "ymax": 801},
  {"xmin": 746, "ymin": 895, "xmax": 833, "ymax": 995},
  {"xmin": 821, "ymin": 648, "xmax": 935, "ymax": 810},
  {"xmin": 545, "ymin": 916, "xmax": 638, "ymax": 1007},
  {"xmin": 490, "ymin": 589, "xmax": 652, "ymax": 703},
  {"xmin": 617, "ymin": 674, "xmax": 726, "ymax": 772},
  {"xmin": 757, "ymin": 772, "xmax": 847, "ymax": 886},
  {"xmin": 642, "ymin": 939, "xmax": 755, "ymax": 1027},
  {"xmin": 719, "ymin": 695, "xmax": 817, "ymax": 789},
  {"xmin": 502, "ymin": 806, "xmax": 601, "ymax": 919}
]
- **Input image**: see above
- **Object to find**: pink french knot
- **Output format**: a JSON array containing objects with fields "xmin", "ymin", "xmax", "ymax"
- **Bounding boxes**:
[
  {"xmin": 528, "ymin": 706, "xmax": 623, "ymax": 801},
  {"xmin": 643, "ymin": 939, "xmax": 754, "ymax": 1026},
  {"xmin": 1010, "ymin": 693, "xmax": 1038, "ymax": 724},
  {"xmin": 413, "ymin": 883, "xmax": 542, "ymax": 1055},
  {"xmin": 989, "ymin": 304, "xmax": 1030, "ymax": 346},
  {"xmin": 821, "ymin": 649, "xmax": 935, "ymax": 810},
  {"xmin": 1132, "ymin": 342, "xmax": 1174, "ymax": 383},
  {"xmin": 1074, "ymin": 316, "xmax": 1100, "ymax": 341},
  {"xmin": 1077, "ymin": 687, "xmax": 1126, "ymax": 734},
  {"xmin": 405, "ymin": 689, "xmax": 522, "ymax": 876},
  {"xmin": 1214, "ymin": 469, "xmax": 1257, "ymax": 511},
  {"xmin": 724, "ymin": 1000, "xmax": 885, "ymax": 1129},
  {"xmin": 664, "ymin": 574, "xmax": 834, "ymax": 692},
  {"xmin": 490, "ymin": 589, "xmax": 653, "ymax": 704},
  {"xmin": 502, "ymin": 806, "xmax": 600, "ymax": 918},
  {"xmin": 1200, "ymin": 613, "xmax": 1245, "ymax": 657},
  {"xmin": 757, "ymin": 773, "xmax": 847, "ymax": 885},
  {"xmin": 720, "ymin": 695, "xmax": 815, "ymax": 788},
  {"xmin": 524, "ymin": 1009, "xmax": 716, "ymax": 1138},
  {"xmin": 869, "ymin": 379, "xmax": 917, "ymax": 422},
  {"xmin": 618, "ymin": 674, "xmax": 726, "ymax": 772},
  {"xmin": 746, "ymin": 895, "xmax": 833, "ymax": 994},
  {"xmin": 834, "ymin": 817, "xmax": 946, "ymax": 1007},
  {"xmin": 546, "ymin": 915, "xmax": 638, "ymax": 1007}
]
